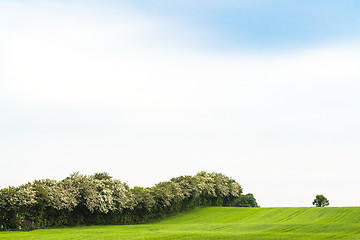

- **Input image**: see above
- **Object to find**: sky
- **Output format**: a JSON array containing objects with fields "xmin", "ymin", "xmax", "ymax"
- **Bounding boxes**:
[{"xmin": 1, "ymin": 0, "xmax": 360, "ymax": 207}]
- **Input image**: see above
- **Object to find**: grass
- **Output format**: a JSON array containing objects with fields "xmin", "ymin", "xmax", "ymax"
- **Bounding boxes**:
[{"xmin": 1, "ymin": 207, "xmax": 360, "ymax": 239}]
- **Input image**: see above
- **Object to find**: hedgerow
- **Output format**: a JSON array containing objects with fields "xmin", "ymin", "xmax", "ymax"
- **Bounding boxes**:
[{"xmin": 0, "ymin": 171, "xmax": 257, "ymax": 230}]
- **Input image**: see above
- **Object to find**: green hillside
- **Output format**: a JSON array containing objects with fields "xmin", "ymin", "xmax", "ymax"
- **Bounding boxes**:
[{"xmin": 1, "ymin": 207, "xmax": 360, "ymax": 239}]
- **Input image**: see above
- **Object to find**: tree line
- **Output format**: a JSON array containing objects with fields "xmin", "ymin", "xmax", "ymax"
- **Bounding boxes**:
[{"xmin": 0, "ymin": 171, "xmax": 258, "ymax": 230}]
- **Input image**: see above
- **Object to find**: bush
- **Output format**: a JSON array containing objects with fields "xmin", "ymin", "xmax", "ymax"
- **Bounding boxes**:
[{"xmin": 0, "ymin": 171, "xmax": 257, "ymax": 230}]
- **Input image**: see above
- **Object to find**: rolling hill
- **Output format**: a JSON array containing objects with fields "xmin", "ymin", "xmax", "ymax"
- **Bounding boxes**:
[{"xmin": 1, "ymin": 207, "xmax": 360, "ymax": 239}]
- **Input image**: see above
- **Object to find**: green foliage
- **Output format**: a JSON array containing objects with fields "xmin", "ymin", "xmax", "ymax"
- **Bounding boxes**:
[
  {"xmin": 237, "ymin": 193, "xmax": 259, "ymax": 207},
  {"xmin": 0, "ymin": 172, "xmax": 256, "ymax": 230},
  {"xmin": 312, "ymin": 194, "xmax": 329, "ymax": 207},
  {"xmin": 1, "ymin": 207, "xmax": 360, "ymax": 239}
]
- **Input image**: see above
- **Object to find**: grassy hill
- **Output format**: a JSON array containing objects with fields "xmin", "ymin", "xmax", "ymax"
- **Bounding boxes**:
[{"xmin": 1, "ymin": 207, "xmax": 360, "ymax": 239}]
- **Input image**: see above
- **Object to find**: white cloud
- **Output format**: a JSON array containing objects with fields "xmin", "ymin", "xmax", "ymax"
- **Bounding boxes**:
[{"xmin": 1, "ymin": 1, "xmax": 360, "ymax": 207}]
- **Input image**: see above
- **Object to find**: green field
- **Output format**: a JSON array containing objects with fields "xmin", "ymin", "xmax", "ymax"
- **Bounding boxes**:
[{"xmin": 1, "ymin": 207, "xmax": 360, "ymax": 239}]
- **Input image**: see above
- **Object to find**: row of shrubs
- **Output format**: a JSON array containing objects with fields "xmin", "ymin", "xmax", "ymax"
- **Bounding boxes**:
[{"xmin": 0, "ymin": 171, "xmax": 258, "ymax": 230}]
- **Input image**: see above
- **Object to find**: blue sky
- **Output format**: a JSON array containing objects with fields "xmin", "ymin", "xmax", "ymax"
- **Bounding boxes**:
[
  {"xmin": 1, "ymin": 0, "xmax": 360, "ymax": 207},
  {"xmin": 105, "ymin": 0, "xmax": 360, "ymax": 51}
]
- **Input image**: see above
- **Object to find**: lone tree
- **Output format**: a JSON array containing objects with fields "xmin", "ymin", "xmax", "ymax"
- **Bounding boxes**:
[{"xmin": 312, "ymin": 194, "xmax": 329, "ymax": 207}]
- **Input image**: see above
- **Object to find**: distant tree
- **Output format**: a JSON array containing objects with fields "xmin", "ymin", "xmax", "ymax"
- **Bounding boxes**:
[{"xmin": 312, "ymin": 194, "xmax": 329, "ymax": 207}]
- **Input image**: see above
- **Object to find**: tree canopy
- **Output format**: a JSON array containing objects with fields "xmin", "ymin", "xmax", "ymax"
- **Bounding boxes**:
[
  {"xmin": 0, "ymin": 171, "xmax": 257, "ymax": 230},
  {"xmin": 312, "ymin": 194, "xmax": 329, "ymax": 207}
]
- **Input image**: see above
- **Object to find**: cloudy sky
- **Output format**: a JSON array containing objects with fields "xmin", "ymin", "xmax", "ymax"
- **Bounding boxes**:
[{"xmin": 1, "ymin": 0, "xmax": 360, "ymax": 207}]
